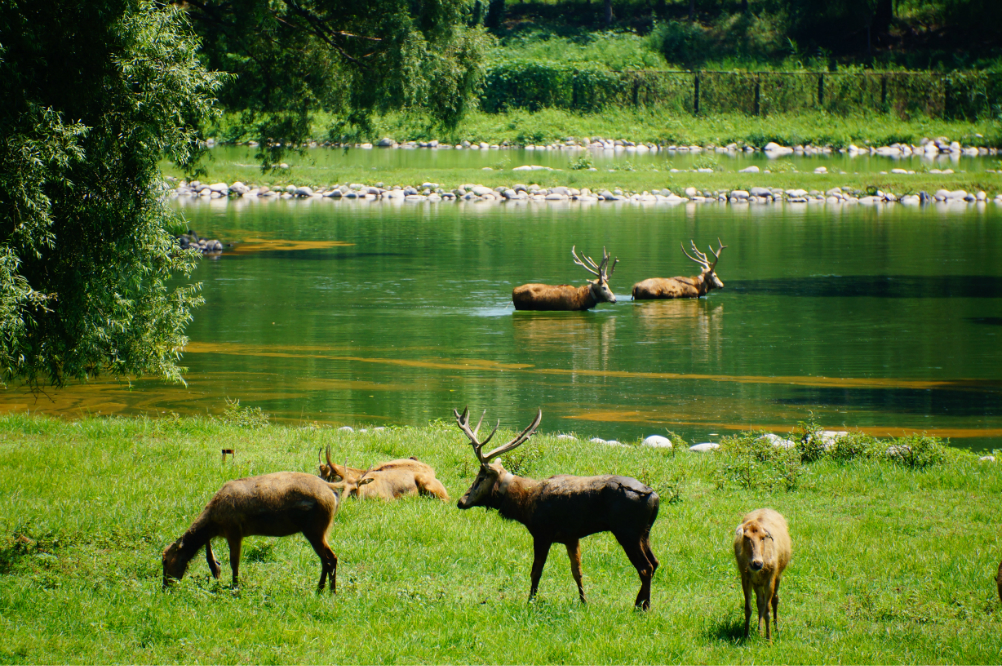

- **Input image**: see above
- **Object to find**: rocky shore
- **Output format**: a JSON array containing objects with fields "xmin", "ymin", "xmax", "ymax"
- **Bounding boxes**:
[{"xmin": 170, "ymin": 178, "xmax": 1001, "ymax": 207}]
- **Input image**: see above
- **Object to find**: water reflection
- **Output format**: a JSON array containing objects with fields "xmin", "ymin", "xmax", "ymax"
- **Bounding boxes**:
[{"xmin": 730, "ymin": 276, "xmax": 1002, "ymax": 299}]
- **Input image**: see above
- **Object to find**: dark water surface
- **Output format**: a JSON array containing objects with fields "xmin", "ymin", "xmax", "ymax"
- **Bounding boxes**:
[{"xmin": 8, "ymin": 199, "xmax": 1002, "ymax": 449}]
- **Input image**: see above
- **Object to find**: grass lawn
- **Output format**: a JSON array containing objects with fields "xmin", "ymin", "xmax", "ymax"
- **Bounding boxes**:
[{"xmin": 1, "ymin": 413, "xmax": 1000, "ymax": 663}]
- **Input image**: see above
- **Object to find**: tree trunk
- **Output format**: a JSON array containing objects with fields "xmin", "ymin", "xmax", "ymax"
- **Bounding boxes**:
[{"xmin": 604, "ymin": 0, "xmax": 613, "ymax": 26}]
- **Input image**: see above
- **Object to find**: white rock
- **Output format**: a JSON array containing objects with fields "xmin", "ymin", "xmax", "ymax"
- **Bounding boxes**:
[
  {"xmin": 738, "ymin": 165, "xmax": 760, "ymax": 173},
  {"xmin": 814, "ymin": 166, "xmax": 828, "ymax": 174},
  {"xmin": 556, "ymin": 434, "xmax": 577, "ymax": 440},
  {"xmin": 689, "ymin": 442, "xmax": 719, "ymax": 453},
  {"xmin": 979, "ymin": 455, "xmax": 996, "ymax": 462},
  {"xmin": 338, "ymin": 426, "xmax": 354, "ymax": 432},
  {"xmin": 642, "ymin": 435, "xmax": 673, "ymax": 449},
  {"xmin": 758, "ymin": 433, "xmax": 796, "ymax": 449}
]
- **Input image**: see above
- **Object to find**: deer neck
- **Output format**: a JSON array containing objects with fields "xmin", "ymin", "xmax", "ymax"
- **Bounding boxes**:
[
  {"xmin": 495, "ymin": 473, "xmax": 540, "ymax": 526},
  {"xmin": 577, "ymin": 283, "xmax": 598, "ymax": 309}
]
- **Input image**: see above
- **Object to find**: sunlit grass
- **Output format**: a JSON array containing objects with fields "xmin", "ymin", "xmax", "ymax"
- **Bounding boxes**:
[{"xmin": 1, "ymin": 412, "xmax": 1000, "ymax": 663}]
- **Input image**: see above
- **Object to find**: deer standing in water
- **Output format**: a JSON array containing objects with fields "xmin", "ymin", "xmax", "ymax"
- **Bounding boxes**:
[
  {"xmin": 454, "ymin": 407, "xmax": 661, "ymax": 609},
  {"xmin": 513, "ymin": 246, "xmax": 619, "ymax": 311},
  {"xmin": 632, "ymin": 239, "xmax": 727, "ymax": 299}
]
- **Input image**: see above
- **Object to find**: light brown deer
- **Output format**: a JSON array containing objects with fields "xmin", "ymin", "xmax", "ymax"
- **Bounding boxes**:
[
  {"xmin": 454, "ymin": 407, "xmax": 660, "ymax": 609},
  {"xmin": 632, "ymin": 239, "xmax": 727, "ymax": 299},
  {"xmin": 513, "ymin": 246, "xmax": 619, "ymax": 311},
  {"xmin": 318, "ymin": 448, "xmax": 449, "ymax": 501},
  {"xmin": 733, "ymin": 508, "xmax": 791, "ymax": 641},
  {"xmin": 162, "ymin": 472, "xmax": 340, "ymax": 592}
]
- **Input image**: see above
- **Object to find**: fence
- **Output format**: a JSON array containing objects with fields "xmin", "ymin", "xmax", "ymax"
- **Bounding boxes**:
[{"xmin": 480, "ymin": 65, "xmax": 1002, "ymax": 119}]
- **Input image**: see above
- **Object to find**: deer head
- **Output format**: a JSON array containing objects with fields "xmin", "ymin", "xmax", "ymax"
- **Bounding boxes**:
[
  {"xmin": 319, "ymin": 447, "xmax": 354, "ymax": 483},
  {"xmin": 736, "ymin": 520, "xmax": 774, "ymax": 572},
  {"xmin": 454, "ymin": 406, "xmax": 542, "ymax": 509},
  {"xmin": 572, "ymin": 246, "xmax": 619, "ymax": 304},
  {"xmin": 682, "ymin": 238, "xmax": 727, "ymax": 289}
]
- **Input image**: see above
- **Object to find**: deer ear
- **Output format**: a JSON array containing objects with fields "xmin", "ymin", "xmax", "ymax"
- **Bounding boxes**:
[
  {"xmin": 735, "ymin": 525, "xmax": 745, "ymax": 539},
  {"xmin": 357, "ymin": 477, "xmax": 375, "ymax": 486},
  {"xmin": 764, "ymin": 529, "xmax": 774, "ymax": 540}
]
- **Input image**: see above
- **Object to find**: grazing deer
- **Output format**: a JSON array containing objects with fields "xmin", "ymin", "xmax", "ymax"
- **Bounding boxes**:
[
  {"xmin": 318, "ymin": 448, "xmax": 449, "ymax": 501},
  {"xmin": 513, "ymin": 246, "xmax": 619, "ymax": 311},
  {"xmin": 454, "ymin": 407, "xmax": 660, "ymax": 609},
  {"xmin": 162, "ymin": 472, "xmax": 340, "ymax": 592},
  {"xmin": 632, "ymin": 239, "xmax": 727, "ymax": 299}
]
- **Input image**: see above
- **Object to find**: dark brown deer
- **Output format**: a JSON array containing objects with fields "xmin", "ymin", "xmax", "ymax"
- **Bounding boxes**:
[
  {"xmin": 454, "ymin": 407, "xmax": 660, "ymax": 609},
  {"xmin": 162, "ymin": 472, "xmax": 340, "ymax": 592},
  {"xmin": 632, "ymin": 239, "xmax": 727, "ymax": 299},
  {"xmin": 318, "ymin": 448, "xmax": 449, "ymax": 501},
  {"xmin": 513, "ymin": 246, "xmax": 619, "ymax": 311}
]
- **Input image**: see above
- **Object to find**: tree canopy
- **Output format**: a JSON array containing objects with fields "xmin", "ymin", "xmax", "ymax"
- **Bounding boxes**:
[
  {"xmin": 0, "ymin": 0, "xmax": 221, "ymax": 386},
  {"xmin": 183, "ymin": 0, "xmax": 490, "ymax": 159}
]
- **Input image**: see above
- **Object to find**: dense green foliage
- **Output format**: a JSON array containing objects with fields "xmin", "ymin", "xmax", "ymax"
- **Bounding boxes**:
[
  {"xmin": 0, "ymin": 0, "xmax": 221, "ymax": 386},
  {"xmin": 182, "ymin": 0, "xmax": 490, "ymax": 160},
  {"xmin": 1, "ymin": 413, "xmax": 1000, "ymax": 662}
]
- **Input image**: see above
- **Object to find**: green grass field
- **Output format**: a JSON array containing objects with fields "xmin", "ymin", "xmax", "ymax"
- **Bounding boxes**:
[{"xmin": 1, "ymin": 412, "xmax": 1001, "ymax": 663}]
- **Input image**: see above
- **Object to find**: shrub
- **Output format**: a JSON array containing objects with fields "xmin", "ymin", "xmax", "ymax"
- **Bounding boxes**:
[
  {"xmin": 885, "ymin": 435, "xmax": 947, "ymax": 469},
  {"xmin": 718, "ymin": 432, "xmax": 802, "ymax": 492},
  {"xmin": 218, "ymin": 398, "xmax": 270, "ymax": 429}
]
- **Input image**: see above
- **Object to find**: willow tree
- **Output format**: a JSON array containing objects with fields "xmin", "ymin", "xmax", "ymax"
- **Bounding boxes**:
[
  {"xmin": 0, "ymin": 0, "xmax": 222, "ymax": 386},
  {"xmin": 184, "ymin": 0, "xmax": 490, "ymax": 163}
]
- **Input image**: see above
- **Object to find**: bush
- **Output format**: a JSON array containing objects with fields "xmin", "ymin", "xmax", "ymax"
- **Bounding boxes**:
[
  {"xmin": 217, "ymin": 398, "xmax": 270, "ymax": 429},
  {"xmin": 718, "ymin": 432, "xmax": 802, "ymax": 492},
  {"xmin": 885, "ymin": 435, "xmax": 947, "ymax": 469}
]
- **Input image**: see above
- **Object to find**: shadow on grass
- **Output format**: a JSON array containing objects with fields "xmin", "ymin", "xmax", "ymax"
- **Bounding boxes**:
[{"xmin": 707, "ymin": 616, "xmax": 747, "ymax": 644}]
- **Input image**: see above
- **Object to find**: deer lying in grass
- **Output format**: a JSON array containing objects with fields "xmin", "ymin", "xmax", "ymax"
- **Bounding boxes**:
[
  {"xmin": 733, "ymin": 508, "xmax": 791, "ymax": 641},
  {"xmin": 317, "ymin": 448, "xmax": 449, "ymax": 501},
  {"xmin": 512, "ymin": 246, "xmax": 619, "ymax": 311},
  {"xmin": 632, "ymin": 239, "xmax": 727, "ymax": 299},
  {"xmin": 454, "ymin": 407, "xmax": 660, "ymax": 609},
  {"xmin": 162, "ymin": 472, "xmax": 340, "ymax": 592}
]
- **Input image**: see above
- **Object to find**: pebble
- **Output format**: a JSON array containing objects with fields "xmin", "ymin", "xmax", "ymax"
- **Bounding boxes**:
[{"xmin": 689, "ymin": 442, "xmax": 719, "ymax": 453}]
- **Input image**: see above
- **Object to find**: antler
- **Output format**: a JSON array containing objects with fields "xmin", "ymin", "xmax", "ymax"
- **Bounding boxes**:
[
  {"xmin": 454, "ymin": 406, "xmax": 543, "ymax": 468},
  {"xmin": 681, "ymin": 238, "xmax": 727, "ymax": 271},
  {"xmin": 572, "ymin": 246, "xmax": 618, "ymax": 280},
  {"xmin": 324, "ymin": 446, "xmax": 349, "ymax": 481}
]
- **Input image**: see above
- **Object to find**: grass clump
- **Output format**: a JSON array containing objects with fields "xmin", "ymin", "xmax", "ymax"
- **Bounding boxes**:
[
  {"xmin": 217, "ymin": 397, "xmax": 270, "ymax": 429},
  {"xmin": 718, "ymin": 432, "xmax": 802, "ymax": 492}
]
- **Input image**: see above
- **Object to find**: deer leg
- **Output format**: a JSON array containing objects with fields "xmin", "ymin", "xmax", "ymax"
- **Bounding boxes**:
[
  {"xmin": 615, "ymin": 532, "xmax": 655, "ymax": 610},
  {"xmin": 529, "ymin": 539, "xmax": 552, "ymax": 601},
  {"xmin": 756, "ymin": 586, "xmax": 770, "ymax": 640},
  {"xmin": 205, "ymin": 539, "xmax": 222, "ymax": 579},
  {"xmin": 305, "ymin": 532, "xmax": 338, "ymax": 594},
  {"xmin": 641, "ymin": 535, "xmax": 659, "ymax": 576},
  {"xmin": 565, "ymin": 540, "xmax": 587, "ymax": 603},
  {"xmin": 741, "ymin": 573, "xmax": 752, "ymax": 638},
  {"xmin": 226, "ymin": 535, "xmax": 242, "ymax": 588},
  {"xmin": 772, "ymin": 576, "xmax": 781, "ymax": 638}
]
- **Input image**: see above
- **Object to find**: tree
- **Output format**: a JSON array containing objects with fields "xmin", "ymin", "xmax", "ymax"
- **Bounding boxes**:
[
  {"xmin": 183, "ymin": 0, "xmax": 490, "ymax": 163},
  {"xmin": 0, "ymin": 0, "xmax": 221, "ymax": 387}
]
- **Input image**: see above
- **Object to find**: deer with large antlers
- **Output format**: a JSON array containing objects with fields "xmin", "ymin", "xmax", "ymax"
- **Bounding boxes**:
[
  {"xmin": 632, "ymin": 239, "xmax": 727, "ymax": 299},
  {"xmin": 512, "ymin": 246, "xmax": 619, "ymax": 311},
  {"xmin": 454, "ymin": 407, "xmax": 661, "ymax": 609}
]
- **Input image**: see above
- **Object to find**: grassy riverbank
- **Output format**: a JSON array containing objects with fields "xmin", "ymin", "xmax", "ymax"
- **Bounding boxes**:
[
  {"xmin": 211, "ymin": 109, "xmax": 1002, "ymax": 150},
  {"xmin": 2, "ymin": 413, "xmax": 1000, "ymax": 663}
]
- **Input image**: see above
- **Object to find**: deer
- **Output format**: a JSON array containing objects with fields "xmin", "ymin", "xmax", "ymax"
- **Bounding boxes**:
[
  {"xmin": 453, "ymin": 407, "xmax": 661, "ymax": 609},
  {"xmin": 733, "ymin": 508, "xmax": 792, "ymax": 641},
  {"xmin": 162, "ymin": 472, "xmax": 340, "ymax": 592},
  {"xmin": 512, "ymin": 246, "xmax": 619, "ymax": 311},
  {"xmin": 632, "ymin": 239, "xmax": 727, "ymax": 300},
  {"xmin": 318, "ymin": 447, "xmax": 449, "ymax": 501}
]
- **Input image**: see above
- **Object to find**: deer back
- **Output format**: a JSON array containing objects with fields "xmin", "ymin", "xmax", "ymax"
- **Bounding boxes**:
[{"xmin": 512, "ymin": 283, "xmax": 596, "ymax": 311}]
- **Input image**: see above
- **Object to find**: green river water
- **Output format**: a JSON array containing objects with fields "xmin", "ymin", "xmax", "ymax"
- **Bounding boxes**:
[{"xmin": 6, "ymin": 198, "xmax": 1002, "ymax": 449}]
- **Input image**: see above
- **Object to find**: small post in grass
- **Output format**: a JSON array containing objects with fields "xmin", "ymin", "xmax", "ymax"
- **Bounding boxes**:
[{"xmin": 222, "ymin": 448, "xmax": 235, "ymax": 463}]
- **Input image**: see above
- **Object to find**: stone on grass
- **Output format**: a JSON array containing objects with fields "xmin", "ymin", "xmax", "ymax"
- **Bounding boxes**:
[
  {"xmin": 642, "ymin": 435, "xmax": 673, "ymax": 449},
  {"xmin": 689, "ymin": 442, "xmax": 719, "ymax": 453}
]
